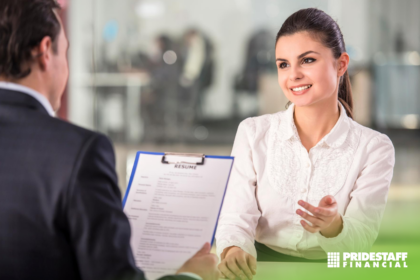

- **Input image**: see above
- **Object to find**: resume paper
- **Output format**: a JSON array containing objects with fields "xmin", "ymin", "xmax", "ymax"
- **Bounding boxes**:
[{"xmin": 123, "ymin": 152, "xmax": 234, "ymax": 280}]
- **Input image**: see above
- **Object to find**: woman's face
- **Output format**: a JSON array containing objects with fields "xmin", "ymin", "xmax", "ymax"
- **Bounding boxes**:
[{"xmin": 275, "ymin": 31, "xmax": 348, "ymax": 108}]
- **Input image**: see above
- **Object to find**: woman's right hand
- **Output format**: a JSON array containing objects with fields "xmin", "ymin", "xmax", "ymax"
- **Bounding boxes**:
[{"xmin": 218, "ymin": 246, "xmax": 257, "ymax": 280}]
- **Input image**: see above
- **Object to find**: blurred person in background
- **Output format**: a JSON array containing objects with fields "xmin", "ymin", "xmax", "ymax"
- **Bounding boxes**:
[
  {"xmin": 142, "ymin": 35, "xmax": 181, "ymax": 143},
  {"xmin": 216, "ymin": 8, "xmax": 395, "ymax": 280},
  {"xmin": 233, "ymin": 30, "xmax": 274, "ymax": 118},
  {"xmin": 0, "ymin": 1, "xmax": 219, "ymax": 280},
  {"xmin": 178, "ymin": 29, "xmax": 214, "ymax": 138}
]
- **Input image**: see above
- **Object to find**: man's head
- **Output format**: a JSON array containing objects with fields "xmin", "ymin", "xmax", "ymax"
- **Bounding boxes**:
[{"xmin": 0, "ymin": 0, "xmax": 69, "ymax": 111}]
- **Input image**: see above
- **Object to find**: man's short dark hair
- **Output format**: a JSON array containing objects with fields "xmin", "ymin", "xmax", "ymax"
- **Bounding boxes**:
[{"xmin": 0, "ymin": 0, "xmax": 61, "ymax": 79}]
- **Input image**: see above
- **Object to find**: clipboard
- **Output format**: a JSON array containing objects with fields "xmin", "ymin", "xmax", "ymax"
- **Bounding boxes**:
[
  {"xmin": 123, "ymin": 152, "xmax": 232, "ymax": 206},
  {"xmin": 122, "ymin": 151, "xmax": 234, "ymax": 280}
]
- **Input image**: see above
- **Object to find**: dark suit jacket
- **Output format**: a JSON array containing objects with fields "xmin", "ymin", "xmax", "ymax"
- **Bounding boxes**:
[{"xmin": 0, "ymin": 88, "xmax": 193, "ymax": 280}]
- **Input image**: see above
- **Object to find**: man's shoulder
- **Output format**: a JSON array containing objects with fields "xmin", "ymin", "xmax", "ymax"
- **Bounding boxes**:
[
  {"xmin": 44, "ymin": 115, "xmax": 106, "ymax": 143},
  {"xmin": 30, "ymin": 114, "xmax": 113, "ymax": 157}
]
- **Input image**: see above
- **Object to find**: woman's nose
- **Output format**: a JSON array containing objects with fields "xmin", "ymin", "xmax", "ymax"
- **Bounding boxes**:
[{"xmin": 289, "ymin": 66, "xmax": 304, "ymax": 81}]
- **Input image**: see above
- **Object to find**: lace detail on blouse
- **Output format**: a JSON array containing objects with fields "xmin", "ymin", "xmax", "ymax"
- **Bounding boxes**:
[
  {"xmin": 266, "ymin": 108, "xmax": 361, "ymax": 202},
  {"xmin": 267, "ymin": 112, "xmax": 302, "ymax": 198},
  {"xmin": 308, "ymin": 128, "xmax": 361, "ymax": 202}
]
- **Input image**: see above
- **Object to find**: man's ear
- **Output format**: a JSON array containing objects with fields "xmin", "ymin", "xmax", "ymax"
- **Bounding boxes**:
[
  {"xmin": 337, "ymin": 52, "xmax": 350, "ymax": 77},
  {"xmin": 31, "ymin": 36, "xmax": 53, "ymax": 71}
]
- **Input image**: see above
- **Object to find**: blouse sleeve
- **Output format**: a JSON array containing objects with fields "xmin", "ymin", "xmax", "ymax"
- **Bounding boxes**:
[
  {"xmin": 215, "ymin": 118, "xmax": 261, "ymax": 259},
  {"xmin": 316, "ymin": 133, "xmax": 395, "ymax": 253}
]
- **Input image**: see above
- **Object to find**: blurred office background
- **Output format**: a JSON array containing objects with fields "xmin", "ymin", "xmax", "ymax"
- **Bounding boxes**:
[{"xmin": 58, "ymin": 0, "xmax": 419, "ymax": 254}]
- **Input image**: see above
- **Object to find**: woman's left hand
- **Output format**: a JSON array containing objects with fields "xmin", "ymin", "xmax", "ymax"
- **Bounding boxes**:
[{"xmin": 296, "ymin": 195, "xmax": 343, "ymax": 238}]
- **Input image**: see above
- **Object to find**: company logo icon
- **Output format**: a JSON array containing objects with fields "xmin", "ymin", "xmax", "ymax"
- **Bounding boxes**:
[
  {"xmin": 327, "ymin": 252, "xmax": 408, "ymax": 268},
  {"xmin": 328, "ymin": 252, "xmax": 340, "ymax": 268}
]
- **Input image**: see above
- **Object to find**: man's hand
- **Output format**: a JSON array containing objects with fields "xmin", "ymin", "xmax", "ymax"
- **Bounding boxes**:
[
  {"xmin": 296, "ymin": 195, "xmax": 343, "ymax": 237},
  {"xmin": 176, "ymin": 243, "xmax": 219, "ymax": 280},
  {"xmin": 218, "ymin": 246, "xmax": 256, "ymax": 280}
]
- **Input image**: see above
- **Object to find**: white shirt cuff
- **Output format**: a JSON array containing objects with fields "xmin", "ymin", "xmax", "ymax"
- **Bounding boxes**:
[
  {"xmin": 216, "ymin": 239, "xmax": 257, "ymax": 260},
  {"xmin": 179, "ymin": 272, "xmax": 203, "ymax": 280},
  {"xmin": 316, "ymin": 213, "xmax": 348, "ymax": 246}
]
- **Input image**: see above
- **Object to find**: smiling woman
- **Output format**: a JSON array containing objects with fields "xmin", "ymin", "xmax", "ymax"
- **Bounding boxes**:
[
  {"xmin": 215, "ymin": 8, "xmax": 395, "ymax": 280},
  {"xmin": 275, "ymin": 9, "xmax": 353, "ymax": 121}
]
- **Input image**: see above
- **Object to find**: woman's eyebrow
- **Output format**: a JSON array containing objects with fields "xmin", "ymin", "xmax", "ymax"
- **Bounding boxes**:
[
  {"xmin": 297, "ymin": 50, "xmax": 319, "ymax": 58},
  {"xmin": 276, "ymin": 50, "xmax": 320, "ymax": 62}
]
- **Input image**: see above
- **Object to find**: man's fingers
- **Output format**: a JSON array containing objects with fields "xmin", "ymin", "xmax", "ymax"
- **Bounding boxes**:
[
  {"xmin": 301, "ymin": 220, "xmax": 321, "ymax": 233},
  {"xmin": 247, "ymin": 255, "xmax": 257, "ymax": 275},
  {"xmin": 218, "ymin": 262, "xmax": 237, "ymax": 280},
  {"xmin": 237, "ymin": 257, "xmax": 253, "ymax": 279},
  {"xmin": 205, "ymin": 254, "xmax": 219, "ymax": 267},
  {"xmin": 194, "ymin": 242, "xmax": 211, "ymax": 257},
  {"xmin": 226, "ymin": 259, "xmax": 248, "ymax": 280}
]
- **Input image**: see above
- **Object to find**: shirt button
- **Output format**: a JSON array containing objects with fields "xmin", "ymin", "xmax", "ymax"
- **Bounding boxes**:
[
  {"xmin": 296, "ymin": 233, "xmax": 302, "ymax": 239},
  {"xmin": 300, "ymin": 188, "xmax": 307, "ymax": 193},
  {"xmin": 306, "ymin": 162, "xmax": 311, "ymax": 168}
]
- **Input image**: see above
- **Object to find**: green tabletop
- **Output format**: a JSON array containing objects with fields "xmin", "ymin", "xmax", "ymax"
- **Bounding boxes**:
[{"xmin": 219, "ymin": 260, "xmax": 418, "ymax": 280}]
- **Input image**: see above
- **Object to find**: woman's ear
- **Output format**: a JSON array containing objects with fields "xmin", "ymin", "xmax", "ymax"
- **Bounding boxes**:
[{"xmin": 337, "ymin": 52, "xmax": 350, "ymax": 77}]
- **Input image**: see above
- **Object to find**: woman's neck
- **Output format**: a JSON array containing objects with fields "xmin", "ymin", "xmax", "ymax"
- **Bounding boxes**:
[{"xmin": 293, "ymin": 98, "xmax": 340, "ymax": 153}]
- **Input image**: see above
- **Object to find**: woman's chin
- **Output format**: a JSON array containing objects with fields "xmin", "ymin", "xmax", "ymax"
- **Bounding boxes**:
[{"xmin": 288, "ymin": 99, "xmax": 315, "ymax": 108}]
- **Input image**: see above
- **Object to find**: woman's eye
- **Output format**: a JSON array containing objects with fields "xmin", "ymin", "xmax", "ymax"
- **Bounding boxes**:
[
  {"xmin": 302, "ymin": 57, "xmax": 315, "ymax": 64},
  {"xmin": 279, "ymin": 62, "xmax": 288, "ymax": 69}
]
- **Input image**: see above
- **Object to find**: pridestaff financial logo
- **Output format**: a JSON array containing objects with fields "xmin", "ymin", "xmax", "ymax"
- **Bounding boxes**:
[{"xmin": 328, "ymin": 252, "xmax": 408, "ymax": 268}]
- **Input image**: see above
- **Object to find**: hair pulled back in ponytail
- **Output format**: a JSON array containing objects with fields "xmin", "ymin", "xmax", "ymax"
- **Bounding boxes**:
[{"xmin": 276, "ymin": 8, "xmax": 353, "ymax": 119}]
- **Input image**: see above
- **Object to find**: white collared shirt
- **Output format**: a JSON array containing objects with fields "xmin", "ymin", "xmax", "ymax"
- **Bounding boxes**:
[
  {"xmin": 0, "ymin": 82, "xmax": 55, "ymax": 116},
  {"xmin": 216, "ymin": 101, "xmax": 395, "ymax": 260}
]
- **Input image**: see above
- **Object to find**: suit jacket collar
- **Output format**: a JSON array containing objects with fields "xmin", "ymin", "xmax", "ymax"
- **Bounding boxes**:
[{"xmin": 0, "ymin": 88, "xmax": 51, "ymax": 116}]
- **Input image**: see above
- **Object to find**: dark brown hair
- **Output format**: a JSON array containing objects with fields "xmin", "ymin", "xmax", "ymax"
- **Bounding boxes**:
[
  {"xmin": 0, "ymin": 0, "xmax": 61, "ymax": 79},
  {"xmin": 276, "ymin": 8, "xmax": 353, "ymax": 119}
]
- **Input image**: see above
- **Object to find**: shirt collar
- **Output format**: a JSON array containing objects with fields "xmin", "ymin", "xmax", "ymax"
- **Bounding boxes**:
[
  {"xmin": 279, "ymin": 101, "xmax": 350, "ymax": 148},
  {"xmin": 278, "ymin": 103, "xmax": 298, "ymax": 142},
  {"xmin": 0, "ymin": 82, "xmax": 55, "ymax": 117}
]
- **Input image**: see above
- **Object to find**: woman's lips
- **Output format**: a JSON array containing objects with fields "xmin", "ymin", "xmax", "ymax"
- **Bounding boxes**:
[{"xmin": 290, "ymin": 84, "xmax": 312, "ymax": 96}]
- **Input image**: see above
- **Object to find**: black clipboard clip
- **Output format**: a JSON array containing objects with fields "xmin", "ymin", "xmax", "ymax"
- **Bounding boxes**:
[{"xmin": 161, "ymin": 152, "xmax": 205, "ymax": 165}]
